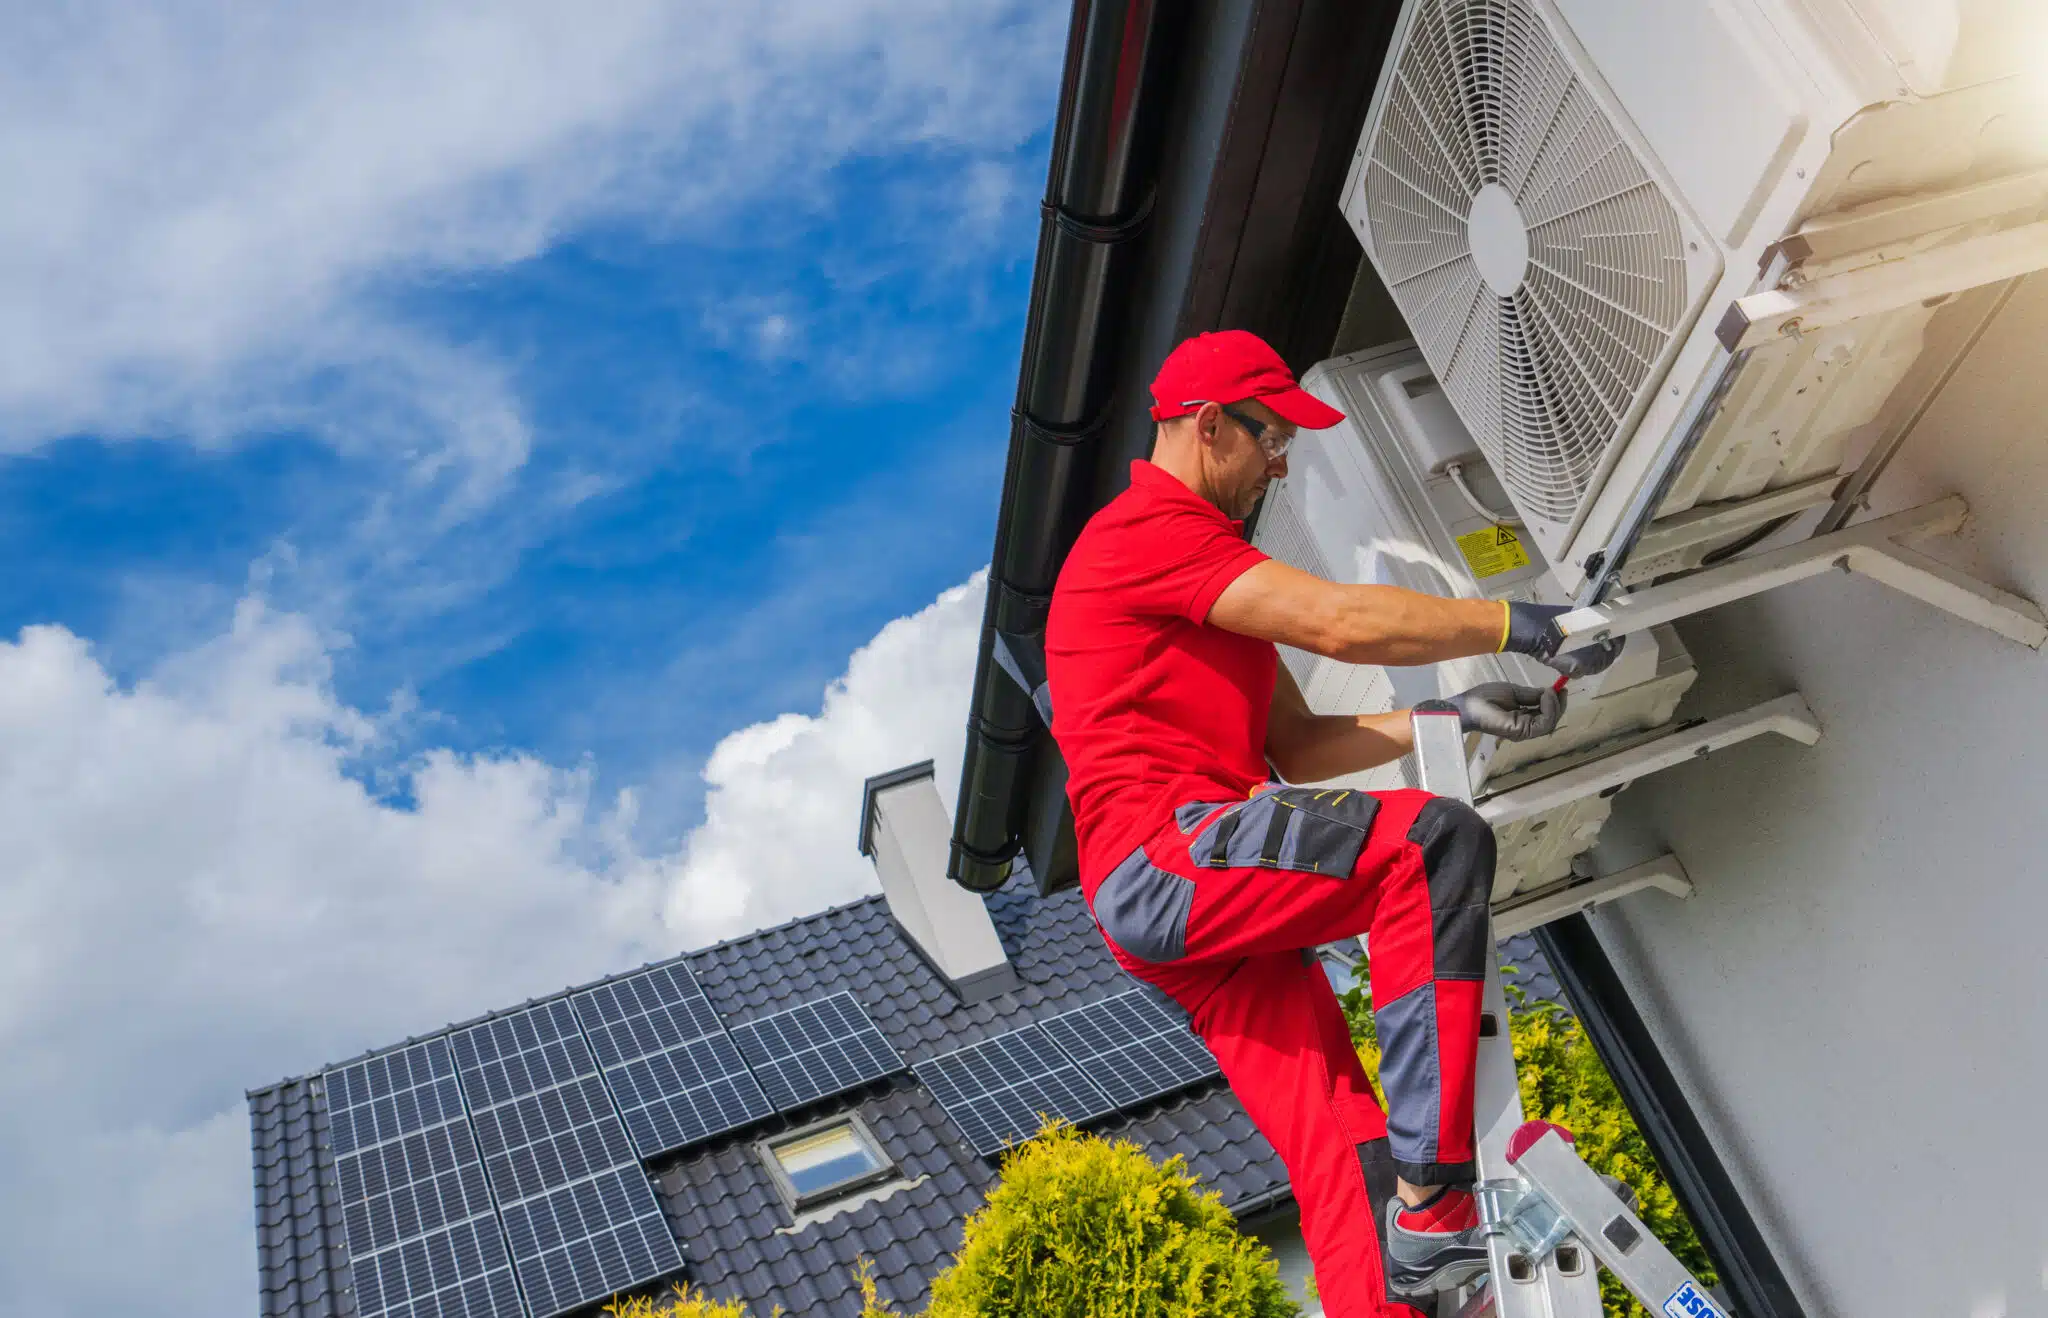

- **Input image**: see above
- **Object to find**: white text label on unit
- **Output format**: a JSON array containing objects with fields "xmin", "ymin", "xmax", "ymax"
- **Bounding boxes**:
[{"xmin": 1662, "ymin": 1280, "xmax": 1728, "ymax": 1318}]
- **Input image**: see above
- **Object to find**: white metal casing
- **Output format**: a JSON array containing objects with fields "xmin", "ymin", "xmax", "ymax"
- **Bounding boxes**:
[
  {"xmin": 1339, "ymin": 0, "xmax": 2048, "ymax": 591},
  {"xmin": 1251, "ymin": 344, "xmax": 1696, "ymax": 900}
]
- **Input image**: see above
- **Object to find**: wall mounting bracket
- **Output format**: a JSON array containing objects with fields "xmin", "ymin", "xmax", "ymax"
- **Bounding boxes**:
[
  {"xmin": 1490, "ymin": 855, "xmax": 1692, "ymax": 942},
  {"xmin": 1719, "ymin": 216, "xmax": 2048, "ymax": 351},
  {"xmin": 1554, "ymin": 496, "xmax": 2047, "ymax": 652}
]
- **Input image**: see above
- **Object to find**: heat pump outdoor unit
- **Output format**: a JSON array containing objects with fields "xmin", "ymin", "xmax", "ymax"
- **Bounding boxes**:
[
  {"xmin": 1342, "ymin": 0, "xmax": 2048, "ymax": 594},
  {"xmin": 1252, "ymin": 342, "xmax": 1697, "ymax": 903}
]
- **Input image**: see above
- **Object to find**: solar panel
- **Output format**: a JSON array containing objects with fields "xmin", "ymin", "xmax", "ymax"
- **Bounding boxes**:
[
  {"xmin": 1038, "ymin": 989, "xmax": 1222, "ymax": 1109},
  {"xmin": 917, "ymin": 1026, "xmax": 1114, "ymax": 1156},
  {"xmin": 452, "ymin": 1001, "xmax": 683, "ymax": 1318},
  {"xmin": 324, "ymin": 1040, "xmax": 524, "ymax": 1318},
  {"xmin": 571, "ymin": 963, "xmax": 773, "ymax": 1157},
  {"xmin": 728, "ymin": 991, "xmax": 903, "ymax": 1111}
]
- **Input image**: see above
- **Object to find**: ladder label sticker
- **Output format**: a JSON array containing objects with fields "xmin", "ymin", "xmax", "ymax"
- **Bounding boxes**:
[
  {"xmin": 1662, "ymin": 1280, "xmax": 1728, "ymax": 1318},
  {"xmin": 1455, "ymin": 524, "xmax": 1531, "ymax": 579}
]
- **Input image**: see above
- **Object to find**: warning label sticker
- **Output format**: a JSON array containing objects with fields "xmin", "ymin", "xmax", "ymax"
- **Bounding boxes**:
[{"xmin": 1455, "ymin": 524, "xmax": 1532, "ymax": 579}]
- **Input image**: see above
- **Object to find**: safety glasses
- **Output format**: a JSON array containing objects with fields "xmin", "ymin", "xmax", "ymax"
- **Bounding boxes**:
[{"xmin": 1182, "ymin": 400, "xmax": 1296, "ymax": 460}]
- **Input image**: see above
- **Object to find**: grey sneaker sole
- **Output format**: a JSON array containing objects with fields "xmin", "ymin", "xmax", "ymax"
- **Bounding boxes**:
[
  {"xmin": 1384, "ymin": 1200, "xmax": 1491, "ymax": 1297},
  {"xmin": 1389, "ymin": 1251, "xmax": 1490, "ymax": 1298}
]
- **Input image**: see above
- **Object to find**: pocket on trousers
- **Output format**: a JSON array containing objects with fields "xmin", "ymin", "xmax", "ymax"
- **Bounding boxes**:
[
  {"xmin": 1093, "ymin": 845, "xmax": 1196, "ymax": 963},
  {"xmin": 1190, "ymin": 787, "xmax": 1380, "ymax": 876}
]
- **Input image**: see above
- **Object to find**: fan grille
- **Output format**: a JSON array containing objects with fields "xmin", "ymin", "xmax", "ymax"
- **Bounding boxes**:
[{"xmin": 1362, "ymin": 0, "xmax": 1691, "ymax": 524}]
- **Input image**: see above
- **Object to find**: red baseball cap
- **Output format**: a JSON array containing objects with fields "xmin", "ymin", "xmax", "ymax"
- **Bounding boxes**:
[{"xmin": 1148, "ymin": 329, "xmax": 1346, "ymax": 429}]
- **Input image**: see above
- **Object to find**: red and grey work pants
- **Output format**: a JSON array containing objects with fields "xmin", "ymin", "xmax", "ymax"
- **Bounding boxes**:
[{"xmin": 1086, "ymin": 786, "xmax": 1494, "ymax": 1318}]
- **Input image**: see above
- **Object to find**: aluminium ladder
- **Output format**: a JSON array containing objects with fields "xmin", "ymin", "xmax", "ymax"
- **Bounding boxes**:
[{"xmin": 1410, "ymin": 709, "xmax": 1733, "ymax": 1318}]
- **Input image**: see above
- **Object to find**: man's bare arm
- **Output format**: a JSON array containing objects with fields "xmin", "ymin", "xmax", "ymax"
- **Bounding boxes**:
[
  {"xmin": 1264, "ymin": 662, "xmax": 1415, "ymax": 785},
  {"xmin": 1211, "ymin": 558, "xmax": 1505, "ymax": 666}
]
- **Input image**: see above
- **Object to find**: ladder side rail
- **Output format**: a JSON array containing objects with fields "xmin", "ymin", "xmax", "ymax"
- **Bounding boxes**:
[{"xmin": 1412, "ymin": 712, "xmax": 1603, "ymax": 1318}]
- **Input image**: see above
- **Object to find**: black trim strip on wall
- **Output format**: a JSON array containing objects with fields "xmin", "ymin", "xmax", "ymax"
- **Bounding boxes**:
[{"xmin": 1535, "ymin": 914, "xmax": 1808, "ymax": 1318}]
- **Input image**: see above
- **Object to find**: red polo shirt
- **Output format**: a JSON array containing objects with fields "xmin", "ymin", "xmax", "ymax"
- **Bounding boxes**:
[{"xmin": 1046, "ymin": 460, "xmax": 1277, "ymax": 892}]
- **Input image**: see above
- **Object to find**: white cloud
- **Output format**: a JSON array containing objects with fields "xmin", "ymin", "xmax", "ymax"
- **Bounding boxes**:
[
  {"xmin": 0, "ymin": 573, "xmax": 985, "ymax": 1314},
  {"xmin": 661, "ymin": 570, "xmax": 986, "ymax": 933},
  {"xmin": 0, "ymin": 1, "xmax": 1063, "ymax": 470}
]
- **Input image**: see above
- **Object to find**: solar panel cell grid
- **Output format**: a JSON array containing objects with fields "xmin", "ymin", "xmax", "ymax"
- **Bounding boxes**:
[
  {"xmin": 918, "ymin": 1027, "xmax": 1113, "ymax": 1156},
  {"xmin": 452, "ymin": 1000, "xmax": 596, "ymax": 1110},
  {"xmin": 351, "ymin": 1216, "xmax": 523, "ymax": 1318},
  {"xmin": 1038, "ymin": 989, "xmax": 1220, "ymax": 1109},
  {"xmin": 728, "ymin": 991, "xmax": 903, "ymax": 1111},
  {"xmin": 499, "ymin": 1167, "xmax": 682, "ymax": 1318},
  {"xmin": 468, "ymin": 1075, "xmax": 637, "ymax": 1203},
  {"xmin": 327, "ymin": 1038, "xmax": 467, "ymax": 1156},
  {"xmin": 608, "ymin": 1039, "xmax": 770, "ymax": 1156},
  {"xmin": 323, "ymin": 1042, "xmax": 523, "ymax": 1318},
  {"xmin": 452, "ymin": 1001, "xmax": 684, "ymax": 1318},
  {"xmin": 574, "ymin": 964, "xmax": 725, "ymax": 1067},
  {"xmin": 569, "ymin": 963, "xmax": 773, "ymax": 1157},
  {"xmin": 336, "ymin": 1123, "xmax": 495, "ymax": 1255}
]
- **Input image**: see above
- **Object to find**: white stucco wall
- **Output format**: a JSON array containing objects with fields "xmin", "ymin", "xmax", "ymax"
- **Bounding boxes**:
[
  {"xmin": 1245, "ymin": 1207, "xmax": 1323, "ymax": 1315},
  {"xmin": 1591, "ymin": 273, "xmax": 2048, "ymax": 1318}
]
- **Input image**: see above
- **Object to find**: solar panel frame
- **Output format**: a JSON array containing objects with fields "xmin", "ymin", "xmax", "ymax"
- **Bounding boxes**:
[
  {"xmin": 570, "ymin": 962, "xmax": 773, "ymax": 1157},
  {"xmin": 917, "ymin": 1026, "xmax": 1115, "ymax": 1156},
  {"xmin": 324, "ymin": 1039, "xmax": 524, "ymax": 1318},
  {"xmin": 727, "ymin": 991, "xmax": 904, "ymax": 1111},
  {"xmin": 1038, "ymin": 989, "xmax": 1222, "ymax": 1110},
  {"xmin": 452, "ymin": 1000, "xmax": 684, "ymax": 1318}
]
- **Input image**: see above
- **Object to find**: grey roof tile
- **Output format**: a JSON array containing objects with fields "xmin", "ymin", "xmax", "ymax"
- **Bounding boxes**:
[
  {"xmin": 1496, "ymin": 932, "xmax": 1566, "ymax": 1008},
  {"xmin": 245, "ymin": 1075, "xmax": 355, "ymax": 1318}
]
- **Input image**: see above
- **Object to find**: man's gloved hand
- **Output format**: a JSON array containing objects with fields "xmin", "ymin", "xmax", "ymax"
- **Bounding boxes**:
[
  {"xmin": 1419, "ymin": 682, "xmax": 1565, "ymax": 741},
  {"xmin": 1503, "ymin": 600, "xmax": 1624, "ymax": 679}
]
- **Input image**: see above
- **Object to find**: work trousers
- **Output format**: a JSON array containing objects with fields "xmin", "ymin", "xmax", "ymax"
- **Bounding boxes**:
[{"xmin": 1087, "ymin": 786, "xmax": 1494, "ymax": 1318}]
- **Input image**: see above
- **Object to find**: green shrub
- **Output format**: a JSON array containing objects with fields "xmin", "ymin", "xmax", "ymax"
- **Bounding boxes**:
[
  {"xmin": 606, "ymin": 1256, "xmax": 900, "ymax": 1318},
  {"xmin": 924, "ymin": 1121, "xmax": 1299, "ymax": 1318},
  {"xmin": 1338, "ymin": 967, "xmax": 1717, "ymax": 1318},
  {"xmin": 605, "ymin": 1285, "xmax": 757, "ymax": 1318}
]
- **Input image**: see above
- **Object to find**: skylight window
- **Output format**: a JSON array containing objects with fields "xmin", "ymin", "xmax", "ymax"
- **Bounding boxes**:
[{"xmin": 759, "ymin": 1116, "xmax": 895, "ymax": 1211}]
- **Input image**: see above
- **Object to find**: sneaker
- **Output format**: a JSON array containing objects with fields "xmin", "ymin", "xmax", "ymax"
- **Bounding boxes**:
[{"xmin": 1384, "ymin": 1187, "xmax": 1491, "ymax": 1297}]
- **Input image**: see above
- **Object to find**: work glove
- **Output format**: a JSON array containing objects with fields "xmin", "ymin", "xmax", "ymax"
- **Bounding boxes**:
[
  {"xmin": 1502, "ymin": 600, "xmax": 1624, "ymax": 679},
  {"xmin": 1418, "ymin": 682, "xmax": 1565, "ymax": 742}
]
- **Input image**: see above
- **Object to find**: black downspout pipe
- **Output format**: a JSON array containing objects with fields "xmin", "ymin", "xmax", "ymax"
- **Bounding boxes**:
[
  {"xmin": 1535, "ymin": 915, "xmax": 1808, "ymax": 1318},
  {"xmin": 949, "ymin": 0, "xmax": 1179, "ymax": 891}
]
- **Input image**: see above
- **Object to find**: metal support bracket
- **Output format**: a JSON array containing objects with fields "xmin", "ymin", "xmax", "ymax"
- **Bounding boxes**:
[
  {"xmin": 1623, "ymin": 475, "xmax": 1840, "ymax": 582},
  {"xmin": 1479, "ymin": 695, "xmax": 1822, "ymax": 829},
  {"xmin": 1554, "ymin": 496, "xmax": 2048, "ymax": 652},
  {"xmin": 1719, "ymin": 217, "xmax": 2048, "ymax": 350},
  {"xmin": 1490, "ymin": 855, "xmax": 1692, "ymax": 941},
  {"xmin": 1771, "ymin": 167, "xmax": 2048, "ymax": 266}
]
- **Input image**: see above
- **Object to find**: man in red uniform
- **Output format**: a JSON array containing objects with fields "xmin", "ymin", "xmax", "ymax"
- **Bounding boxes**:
[{"xmin": 1044, "ymin": 330, "xmax": 1615, "ymax": 1316}]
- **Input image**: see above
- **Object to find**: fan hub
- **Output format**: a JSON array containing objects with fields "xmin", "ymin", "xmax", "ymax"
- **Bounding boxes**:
[{"xmin": 1466, "ymin": 183, "xmax": 1530, "ymax": 297}]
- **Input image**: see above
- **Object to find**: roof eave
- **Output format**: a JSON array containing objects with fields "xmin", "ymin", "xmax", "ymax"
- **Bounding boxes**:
[{"xmin": 948, "ymin": 0, "xmax": 1399, "ymax": 894}]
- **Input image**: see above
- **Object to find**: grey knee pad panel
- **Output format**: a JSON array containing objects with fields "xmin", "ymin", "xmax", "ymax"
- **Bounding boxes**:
[{"xmin": 1093, "ymin": 844, "xmax": 1196, "ymax": 963}]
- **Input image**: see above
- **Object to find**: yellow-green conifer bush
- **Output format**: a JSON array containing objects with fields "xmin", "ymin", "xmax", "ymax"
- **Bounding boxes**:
[
  {"xmin": 923, "ymin": 1122, "xmax": 1299, "ymax": 1318},
  {"xmin": 605, "ymin": 1258, "xmax": 903, "ymax": 1318},
  {"xmin": 1339, "ymin": 967, "xmax": 1717, "ymax": 1318},
  {"xmin": 604, "ymin": 1286, "xmax": 755, "ymax": 1318}
]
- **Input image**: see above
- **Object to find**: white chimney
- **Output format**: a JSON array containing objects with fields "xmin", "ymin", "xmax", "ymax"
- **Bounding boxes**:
[{"xmin": 860, "ymin": 762, "xmax": 1017, "ymax": 1003}]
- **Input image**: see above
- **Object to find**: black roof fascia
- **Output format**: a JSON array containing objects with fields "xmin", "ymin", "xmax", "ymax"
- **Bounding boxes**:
[
  {"xmin": 947, "ymin": 0, "xmax": 1191, "ymax": 892},
  {"xmin": 949, "ymin": 0, "xmax": 1401, "ymax": 895},
  {"xmin": 1535, "ymin": 915, "xmax": 1809, "ymax": 1318}
]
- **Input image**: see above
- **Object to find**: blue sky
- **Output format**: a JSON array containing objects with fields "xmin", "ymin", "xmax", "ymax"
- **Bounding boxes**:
[
  {"xmin": 0, "ymin": 146, "xmax": 1032, "ymax": 814},
  {"xmin": 0, "ymin": 5, "xmax": 1066, "ymax": 1312}
]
